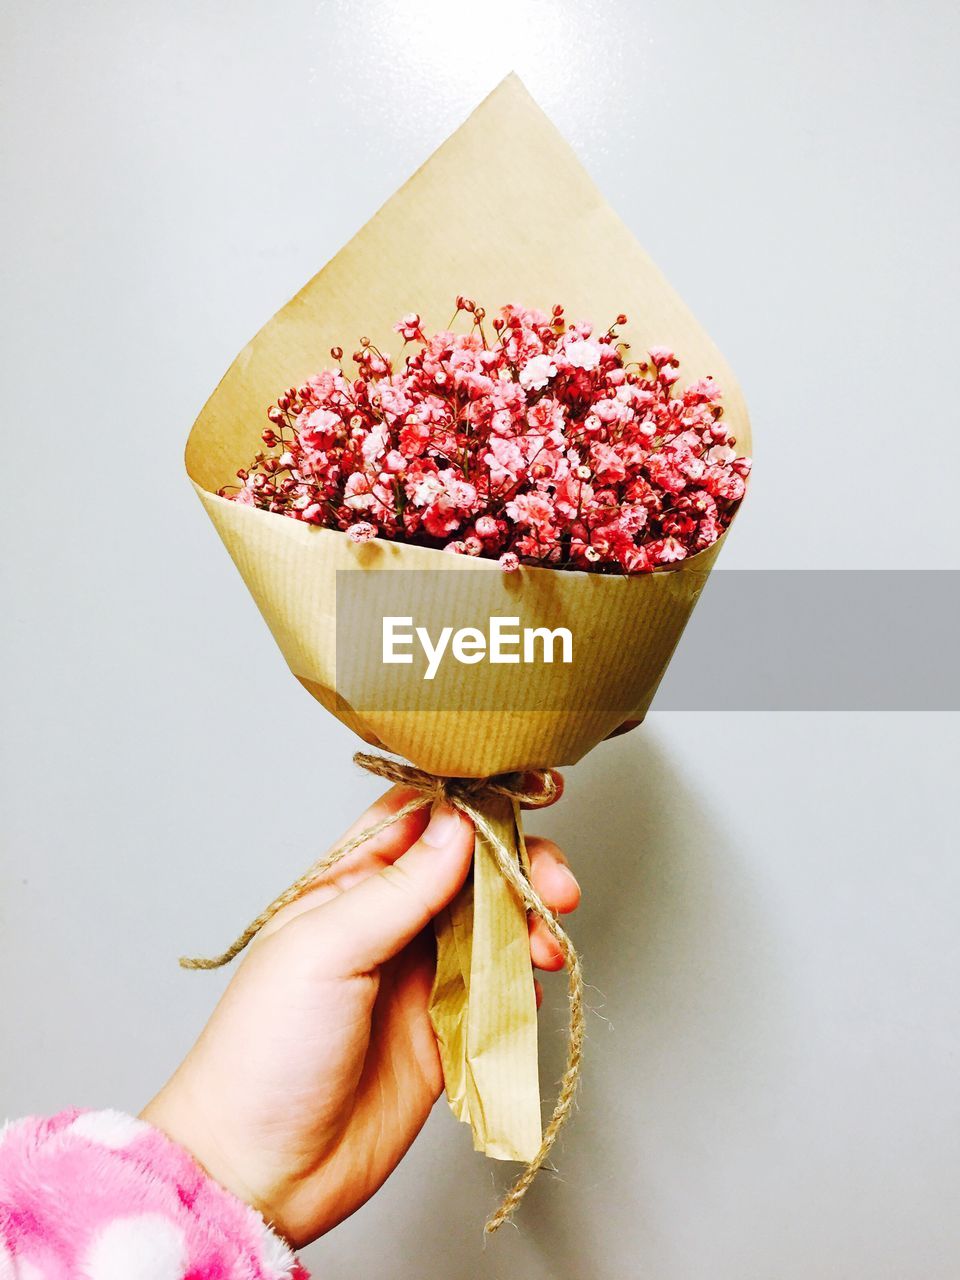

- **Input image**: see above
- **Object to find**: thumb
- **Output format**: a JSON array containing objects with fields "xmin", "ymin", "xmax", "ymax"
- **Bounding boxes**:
[{"xmin": 313, "ymin": 802, "xmax": 475, "ymax": 973}]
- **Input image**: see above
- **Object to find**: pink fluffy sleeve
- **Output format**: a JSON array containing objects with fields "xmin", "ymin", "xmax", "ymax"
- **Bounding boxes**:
[{"xmin": 0, "ymin": 1109, "xmax": 310, "ymax": 1279}]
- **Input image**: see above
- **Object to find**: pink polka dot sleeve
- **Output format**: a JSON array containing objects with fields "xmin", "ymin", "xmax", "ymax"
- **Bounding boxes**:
[{"xmin": 0, "ymin": 1109, "xmax": 310, "ymax": 1279}]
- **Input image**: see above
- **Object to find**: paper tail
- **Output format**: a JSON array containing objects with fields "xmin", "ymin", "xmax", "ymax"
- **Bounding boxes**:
[{"xmin": 428, "ymin": 794, "xmax": 542, "ymax": 1162}]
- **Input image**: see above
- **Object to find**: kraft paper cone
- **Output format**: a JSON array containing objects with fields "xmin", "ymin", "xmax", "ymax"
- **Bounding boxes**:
[{"xmin": 184, "ymin": 74, "xmax": 752, "ymax": 1169}]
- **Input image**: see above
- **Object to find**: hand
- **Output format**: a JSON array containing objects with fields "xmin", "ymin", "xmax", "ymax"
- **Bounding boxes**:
[{"xmin": 142, "ymin": 779, "xmax": 580, "ymax": 1248}]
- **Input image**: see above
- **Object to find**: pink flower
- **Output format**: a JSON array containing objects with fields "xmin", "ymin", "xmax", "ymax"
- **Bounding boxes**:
[
  {"xmin": 377, "ymin": 381, "xmax": 413, "ymax": 421},
  {"xmin": 684, "ymin": 376, "xmax": 721, "ymax": 403},
  {"xmin": 706, "ymin": 444, "xmax": 737, "ymax": 465},
  {"xmin": 561, "ymin": 339, "xmax": 602, "ymax": 371},
  {"xmin": 590, "ymin": 523, "xmax": 633, "ymax": 559},
  {"xmin": 618, "ymin": 502, "xmax": 648, "ymax": 535},
  {"xmin": 347, "ymin": 521, "xmax": 377, "ymax": 543},
  {"xmin": 505, "ymin": 492, "xmax": 556, "ymax": 536},
  {"xmin": 553, "ymin": 473, "xmax": 594, "ymax": 521},
  {"xmin": 519, "ymin": 354, "xmax": 557, "ymax": 391},
  {"xmin": 423, "ymin": 500, "xmax": 462, "ymax": 537},
  {"xmin": 675, "ymin": 448, "xmax": 706, "ymax": 482},
  {"xmin": 498, "ymin": 552, "xmax": 520, "ymax": 572},
  {"xmin": 485, "ymin": 435, "xmax": 527, "ymax": 487},
  {"xmin": 361, "ymin": 424, "xmax": 389, "ymax": 466},
  {"xmin": 678, "ymin": 489, "xmax": 718, "ymax": 520},
  {"xmin": 645, "ymin": 452, "xmax": 688, "ymax": 495},
  {"xmin": 398, "ymin": 417, "xmax": 432, "ymax": 458},
  {"xmin": 344, "ymin": 472, "xmax": 375, "ymax": 510},
  {"xmin": 653, "ymin": 536, "xmax": 687, "ymax": 564},
  {"xmin": 383, "ymin": 449, "xmax": 407, "ymax": 473},
  {"xmin": 662, "ymin": 512, "xmax": 697, "ymax": 541},
  {"xmin": 695, "ymin": 517, "xmax": 722, "ymax": 550},
  {"xmin": 590, "ymin": 443, "xmax": 627, "ymax": 485},
  {"xmin": 420, "ymin": 473, "xmax": 477, "ymax": 539},
  {"xmin": 703, "ymin": 465, "xmax": 746, "ymax": 502},
  {"xmin": 620, "ymin": 544, "xmax": 652, "ymax": 573},
  {"xmin": 394, "ymin": 312, "xmax": 422, "ymax": 341},
  {"xmin": 298, "ymin": 408, "xmax": 341, "ymax": 470}
]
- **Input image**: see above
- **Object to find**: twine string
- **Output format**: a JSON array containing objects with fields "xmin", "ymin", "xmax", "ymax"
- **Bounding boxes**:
[{"xmin": 181, "ymin": 751, "xmax": 584, "ymax": 1234}]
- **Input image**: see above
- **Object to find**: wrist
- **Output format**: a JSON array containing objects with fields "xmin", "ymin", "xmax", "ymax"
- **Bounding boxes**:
[{"xmin": 141, "ymin": 1085, "xmax": 289, "ymax": 1238}]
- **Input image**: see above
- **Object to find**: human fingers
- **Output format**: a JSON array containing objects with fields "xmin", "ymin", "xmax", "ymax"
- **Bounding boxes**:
[
  {"xmin": 255, "ymin": 786, "xmax": 432, "ymax": 939},
  {"xmin": 293, "ymin": 803, "xmax": 475, "ymax": 974},
  {"xmin": 526, "ymin": 836, "xmax": 580, "ymax": 971},
  {"xmin": 518, "ymin": 769, "xmax": 564, "ymax": 810}
]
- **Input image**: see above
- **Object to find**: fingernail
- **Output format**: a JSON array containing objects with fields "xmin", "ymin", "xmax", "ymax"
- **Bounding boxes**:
[
  {"xmin": 520, "ymin": 769, "xmax": 562, "ymax": 805},
  {"xmin": 422, "ymin": 802, "xmax": 462, "ymax": 847},
  {"xmin": 557, "ymin": 864, "xmax": 580, "ymax": 895}
]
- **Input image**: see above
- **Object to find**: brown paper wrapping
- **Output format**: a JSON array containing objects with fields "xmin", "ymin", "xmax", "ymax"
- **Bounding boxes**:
[
  {"xmin": 431, "ymin": 797, "xmax": 539, "ymax": 1160},
  {"xmin": 185, "ymin": 74, "xmax": 751, "ymax": 1165}
]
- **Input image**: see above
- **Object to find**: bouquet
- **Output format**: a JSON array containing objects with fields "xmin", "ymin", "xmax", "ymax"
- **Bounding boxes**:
[
  {"xmin": 183, "ymin": 75, "xmax": 752, "ymax": 1231},
  {"xmin": 226, "ymin": 300, "xmax": 748, "ymax": 572}
]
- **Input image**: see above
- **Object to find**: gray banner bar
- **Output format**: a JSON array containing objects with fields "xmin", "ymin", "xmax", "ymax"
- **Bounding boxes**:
[
  {"xmin": 656, "ymin": 571, "xmax": 958, "ymax": 710},
  {"xmin": 334, "ymin": 569, "xmax": 959, "ymax": 713}
]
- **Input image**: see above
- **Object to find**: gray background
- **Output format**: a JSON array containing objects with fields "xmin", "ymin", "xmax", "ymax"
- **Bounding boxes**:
[{"xmin": 2, "ymin": 2, "xmax": 958, "ymax": 1277}]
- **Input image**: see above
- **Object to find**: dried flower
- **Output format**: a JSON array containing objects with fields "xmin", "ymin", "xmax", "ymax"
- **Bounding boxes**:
[
  {"xmin": 347, "ymin": 521, "xmax": 377, "ymax": 543},
  {"xmin": 226, "ymin": 300, "xmax": 750, "ymax": 574}
]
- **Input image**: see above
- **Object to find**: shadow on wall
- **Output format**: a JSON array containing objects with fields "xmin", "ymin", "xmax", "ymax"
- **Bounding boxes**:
[{"xmin": 378, "ymin": 726, "xmax": 787, "ymax": 1280}]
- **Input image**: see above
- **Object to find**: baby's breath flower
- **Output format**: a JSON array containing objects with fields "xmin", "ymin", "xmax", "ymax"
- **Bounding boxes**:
[
  {"xmin": 347, "ymin": 521, "xmax": 377, "ymax": 543},
  {"xmin": 227, "ymin": 299, "xmax": 749, "ymax": 574}
]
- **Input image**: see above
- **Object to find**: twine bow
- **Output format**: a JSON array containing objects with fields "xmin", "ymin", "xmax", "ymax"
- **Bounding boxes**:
[{"xmin": 181, "ymin": 751, "xmax": 584, "ymax": 1234}]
